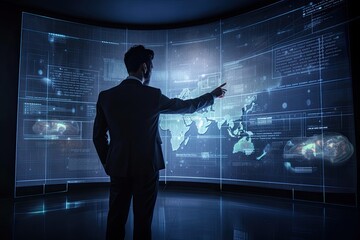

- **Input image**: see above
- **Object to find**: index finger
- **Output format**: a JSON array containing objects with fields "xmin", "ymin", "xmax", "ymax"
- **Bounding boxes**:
[{"xmin": 218, "ymin": 83, "xmax": 226, "ymax": 88}]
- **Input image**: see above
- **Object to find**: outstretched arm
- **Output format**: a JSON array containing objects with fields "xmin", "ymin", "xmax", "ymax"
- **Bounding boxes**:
[
  {"xmin": 158, "ymin": 83, "xmax": 227, "ymax": 114},
  {"xmin": 159, "ymin": 92, "xmax": 214, "ymax": 114}
]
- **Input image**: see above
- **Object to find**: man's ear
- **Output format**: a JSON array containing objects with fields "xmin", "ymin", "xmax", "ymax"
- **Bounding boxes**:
[{"xmin": 143, "ymin": 63, "xmax": 147, "ymax": 74}]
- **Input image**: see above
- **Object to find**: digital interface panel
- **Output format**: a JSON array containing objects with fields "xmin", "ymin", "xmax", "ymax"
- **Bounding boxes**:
[{"xmin": 16, "ymin": 0, "xmax": 357, "ymax": 193}]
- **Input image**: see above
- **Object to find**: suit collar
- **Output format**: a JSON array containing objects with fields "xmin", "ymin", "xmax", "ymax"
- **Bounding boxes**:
[
  {"xmin": 126, "ymin": 76, "xmax": 143, "ymax": 83},
  {"xmin": 120, "ymin": 78, "xmax": 143, "ymax": 86}
]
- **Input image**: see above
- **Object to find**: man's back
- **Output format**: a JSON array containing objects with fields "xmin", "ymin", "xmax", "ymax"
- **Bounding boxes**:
[{"xmin": 94, "ymin": 79, "xmax": 163, "ymax": 177}]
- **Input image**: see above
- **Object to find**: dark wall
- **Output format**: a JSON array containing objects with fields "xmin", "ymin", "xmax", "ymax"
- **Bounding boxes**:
[
  {"xmin": 0, "ymin": 2, "xmax": 21, "ymax": 198},
  {"xmin": 348, "ymin": 1, "xmax": 360, "ymax": 207}
]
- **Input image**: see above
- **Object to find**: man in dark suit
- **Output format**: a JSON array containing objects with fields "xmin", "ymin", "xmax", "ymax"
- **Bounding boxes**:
[{"xmin": 93, "ymin": 45, "xmax": 226, "ymax": 240}]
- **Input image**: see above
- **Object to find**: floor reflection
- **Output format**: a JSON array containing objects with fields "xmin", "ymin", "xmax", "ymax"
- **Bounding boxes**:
[{"xmin": 2, "ymin": 186, "xmax": 359, "ymax": 240}]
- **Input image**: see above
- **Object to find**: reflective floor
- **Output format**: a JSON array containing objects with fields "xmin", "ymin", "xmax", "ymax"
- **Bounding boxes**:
[{"xmin": 1, "ymin": 186, "xmax": 359, "ymax": 240}]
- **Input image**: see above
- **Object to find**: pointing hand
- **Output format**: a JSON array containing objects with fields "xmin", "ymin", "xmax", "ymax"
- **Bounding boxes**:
[{"xmin": 210, "ymin": 83, "xmax": 227, "ymax": 98}]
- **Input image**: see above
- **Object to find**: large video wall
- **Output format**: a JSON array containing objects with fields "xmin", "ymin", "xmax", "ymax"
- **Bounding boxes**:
[{"xmin": 16, "ymin": 0, "xmax": 357, "ymax": 194}]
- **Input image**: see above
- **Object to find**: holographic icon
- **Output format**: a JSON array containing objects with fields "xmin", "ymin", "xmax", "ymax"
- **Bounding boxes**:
[
  {"xmin": 32, "ymin": 120, "xmax": 80, "ymax": 136},
  {"xmin": 283, "ymin": 133, "xmax": 354, "ymax": 173}
]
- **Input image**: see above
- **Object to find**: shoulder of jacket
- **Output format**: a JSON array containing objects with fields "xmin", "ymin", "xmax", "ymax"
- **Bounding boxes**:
[
  {"xmin": 98, "ymin": 89, "xmax": 108, "ymax": 97},
  {"xmin": 100, "ymin": 84, "xmax": 120, "ymax": 94},
  {"xmin": 143, "ymin": 85, "xmax": 161, "ymax": 93}
]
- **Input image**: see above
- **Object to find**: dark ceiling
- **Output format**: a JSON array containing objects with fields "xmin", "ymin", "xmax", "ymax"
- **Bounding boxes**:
[{"xmin": 5, "ymin": 0, "xmax": 278, "ymax": 27}]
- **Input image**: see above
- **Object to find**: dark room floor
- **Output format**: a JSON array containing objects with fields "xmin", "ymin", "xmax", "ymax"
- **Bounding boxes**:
[{"xmin": 1, "ymin": 185, "xmax": 359, "ymax": 240}]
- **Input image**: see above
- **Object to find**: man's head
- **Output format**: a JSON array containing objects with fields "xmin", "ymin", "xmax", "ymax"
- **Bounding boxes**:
[{"xmin": 124, "ymin": 45, "xmax": 154, "ymax": 84}]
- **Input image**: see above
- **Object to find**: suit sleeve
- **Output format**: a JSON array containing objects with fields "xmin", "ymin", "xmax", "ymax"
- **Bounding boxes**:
[
  {"xmin": 93, "ymin": 93, "xmax": 109, "ymax": 165},
  {"xmin": 158, "ymin": 91, "xmax": 214, "ymax": 114}
]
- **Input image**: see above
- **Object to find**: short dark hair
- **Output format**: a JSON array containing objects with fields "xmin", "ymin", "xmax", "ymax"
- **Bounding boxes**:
[{"xmin": 124, "ymin": 45, "xmax": 154, "ymax": 73}]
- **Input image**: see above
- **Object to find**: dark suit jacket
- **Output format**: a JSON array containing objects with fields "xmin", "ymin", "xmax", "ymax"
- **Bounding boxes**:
[{"xmin": 93, "ymin": 79, "xmax": 214, "ymax": 177}]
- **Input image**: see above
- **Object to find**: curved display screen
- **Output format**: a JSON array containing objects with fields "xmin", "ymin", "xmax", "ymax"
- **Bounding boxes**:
[{"xmin": 16, "ymin": 0, "xmax": 357, "ymax": 194}]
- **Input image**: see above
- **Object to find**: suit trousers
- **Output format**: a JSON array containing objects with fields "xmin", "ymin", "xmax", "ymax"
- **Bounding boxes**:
[{"xmin": 106, "ymin": 172, "xmax": 159, "ymax": 240}]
